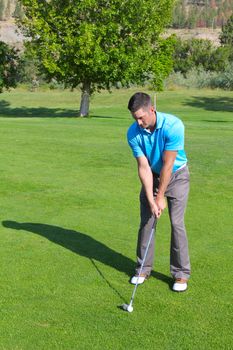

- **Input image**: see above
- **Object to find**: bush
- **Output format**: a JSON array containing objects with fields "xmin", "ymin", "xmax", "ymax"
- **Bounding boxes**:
[
  {"xmin": 210, "ymin": 63, "xmax": 233, "ymax": 90},
  {"xmin": 209, "ymin": 46, "xmax": 233, "ymax": 72},
  {"xmin": 0, "ymin": 41, "xmax": 19, "ymax": 93},
  {"xmin": 165, "ymin": 68, "xmax": 218, "ymax": 90},
  {"xmin": 173, "ymin": 37, "xmax": 232, "ymax": 75},
  {"xmin": 173, "ymin": 38, "xmax": 217, "ymax": 75},
  {"xmin": 48, "ymin": 79, "xmax": 65, "ymax": 90},
  {"xmin": 220, "ymin": 14, "xmax": 233, "ymax": 46},
  {"xmin": 165, "ymin": 66, "xmax": 233, "ymax": 91}
]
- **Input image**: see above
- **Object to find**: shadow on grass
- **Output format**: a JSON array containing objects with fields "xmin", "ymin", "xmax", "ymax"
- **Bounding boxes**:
[
  {"xmin": 2, "ymin": 220, "xmax": 172, "ymax": 288},
  {"xmin": 183, "ymin": 96, "xmax": 233, "ymax": 113},
  {"xmin": 0, "ymin": 100, "xmax": 79, "ymax": 118},
  {"xmin": 0, "ymin": 101, "xmax": 123, "ymax": 119}
]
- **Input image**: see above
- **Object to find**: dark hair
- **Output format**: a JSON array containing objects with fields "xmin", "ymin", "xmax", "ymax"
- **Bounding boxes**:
[{"xmin": 128, "ymin": 92, "xmax": 152, "ymax": 113}]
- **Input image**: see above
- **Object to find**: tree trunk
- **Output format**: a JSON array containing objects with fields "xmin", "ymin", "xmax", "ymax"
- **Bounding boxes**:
[{"xmin": 79, "ymin": 81, "xmax": 91, "ymax": 117}]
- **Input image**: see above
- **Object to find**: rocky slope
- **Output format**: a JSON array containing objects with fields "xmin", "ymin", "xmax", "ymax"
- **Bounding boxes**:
[{"xmin": 0, "ymin": 19, "xmax": 24, "ymax": 48}]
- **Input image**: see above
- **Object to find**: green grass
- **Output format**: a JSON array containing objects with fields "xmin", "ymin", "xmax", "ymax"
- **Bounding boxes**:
[{"xmin": 0, "ymin": 88, "xmax": 232, "ymax": 349}]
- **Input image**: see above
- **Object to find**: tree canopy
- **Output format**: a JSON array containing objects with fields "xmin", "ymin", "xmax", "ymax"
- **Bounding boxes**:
[
  {"xmin": 18, "ymin": 0, "xmax": 175, "ymax": 116},
  {"xmin": 220, "ymin": 14, "xmax": 233, "ymax": 46},
  {"xmin": 0, "ymin": 41, "xmax": 19, "ymax": 93},
  {"xmin": 172, "ymin": 37, "xmax": 231, "ymax": 74}
]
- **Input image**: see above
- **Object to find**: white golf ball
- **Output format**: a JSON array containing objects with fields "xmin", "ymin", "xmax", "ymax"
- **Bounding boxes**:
[{"xmin": 127, "ymin": 305, "xmax": 133, "ymax": 313}]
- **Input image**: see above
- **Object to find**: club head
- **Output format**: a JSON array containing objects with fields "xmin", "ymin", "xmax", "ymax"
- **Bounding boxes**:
[{"xmin": 121, "ymin": 303, "xmax": 133, "ymax": 313}]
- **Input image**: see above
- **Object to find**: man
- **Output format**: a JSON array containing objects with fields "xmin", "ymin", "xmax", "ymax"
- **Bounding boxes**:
[{"xmin": 127, "ymin": 92, "xmax": 190, "ymax": 292}]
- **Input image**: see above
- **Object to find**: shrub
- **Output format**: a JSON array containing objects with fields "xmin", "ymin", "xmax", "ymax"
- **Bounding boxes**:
[
  {"xmin": 166, "ymin": 64, "xmax": 233, "ymax": 91},
  {"xmin": 220, "ymin": 14, "xmax": 233, "ymax": 46},
  {"xmin": 210, "ymin": 63, "xmax": 233, "ymax": 90},
  {"xmin": 0, "ymin": 41, "xmax": 19, "ymax": 93},
  {"xmin": 173, "ymin": 37, "xmax": 233, "ymax": 75},
  {"xmin": 165, "ymin": 68, "xmax": 218, "ymax": 89}
]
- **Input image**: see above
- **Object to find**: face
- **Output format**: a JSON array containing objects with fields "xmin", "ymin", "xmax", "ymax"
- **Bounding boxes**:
[{"xmin": 132, "ymin": 106, "xmax": 156, "ymax": 131}]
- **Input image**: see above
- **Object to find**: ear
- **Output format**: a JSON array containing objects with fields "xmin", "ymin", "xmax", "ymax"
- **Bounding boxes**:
[{"xmin": 150, "ymin": 105, "xmax": 155, "ymax": 113}]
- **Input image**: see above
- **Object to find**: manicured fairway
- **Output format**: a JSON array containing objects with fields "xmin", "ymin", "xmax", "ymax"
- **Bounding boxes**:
[{"xmin": 0, "ymin": 88, "xmax": 232, "ymax": 349}]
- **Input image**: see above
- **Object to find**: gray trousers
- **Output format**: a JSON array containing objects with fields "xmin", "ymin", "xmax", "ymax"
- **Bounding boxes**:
[{"xmin": 136, "ymin": 165, "xmax": 191, "ymax": 280}]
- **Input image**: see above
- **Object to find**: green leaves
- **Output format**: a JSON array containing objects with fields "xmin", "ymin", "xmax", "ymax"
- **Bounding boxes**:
[
  {"xmin": 0, "ymin": 41, "xmax": 19, "ymax": 93},
  {"xmin": 220, "ymin": 14, "xmax": 233, "ymax": 46},
  {"xmin": 19, "ymin": 0, "xmax": 175, "ymax": 94},
  {"xmin": 173, "ymin": 36, "xmax": 233, "ymax": 76}
]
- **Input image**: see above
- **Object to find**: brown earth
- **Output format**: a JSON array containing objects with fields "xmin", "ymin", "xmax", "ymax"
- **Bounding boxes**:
[
  {"xmin": 165, "ymin": 28, "xmax": 221, "ymax": 46},
  {"xmin": 0, "ymin": 19, "xmax": 24, "ymax": 48}
]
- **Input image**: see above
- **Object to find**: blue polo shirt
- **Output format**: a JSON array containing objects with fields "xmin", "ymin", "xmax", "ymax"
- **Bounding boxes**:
[{"xmin": 127, "ymin": 112, "xmax": 187, "ymax": 174}]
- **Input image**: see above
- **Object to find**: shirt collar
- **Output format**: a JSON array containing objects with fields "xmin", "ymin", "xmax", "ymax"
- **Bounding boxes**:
[
  {"xmin": 139, "ymin": 111, "xmax": 163, "ymax": 134},
  {"xmin": 155, "ymin": 112, "xmax": 163, "ymax": 129}
]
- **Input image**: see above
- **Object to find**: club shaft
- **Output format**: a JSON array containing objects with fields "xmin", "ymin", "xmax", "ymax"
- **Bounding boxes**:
[{"xmin": 129, "ymin": 220, "xmax": 155, "ymax": 305}]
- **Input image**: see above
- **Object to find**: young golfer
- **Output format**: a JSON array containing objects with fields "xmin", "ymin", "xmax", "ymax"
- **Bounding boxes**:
[{"xmin": 127, "ymin": 92, "xmax": 190, "ymax": 292}]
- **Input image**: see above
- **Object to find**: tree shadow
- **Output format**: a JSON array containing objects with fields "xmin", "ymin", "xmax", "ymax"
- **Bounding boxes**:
[
  {"xmin": 0, "ymin": 101, "xmax": 125, "ymax": 119},
  {"xmin": 202, "ymin": 120, "xmax": 230, "ymax": 123},
  {"xmin": 183, "ymin": 96, "xmax": 233, "ymax": 114},
  {"xmin": 0, "ymin": 100, "xmax": 79, "ymax": 118},
  {"xmin": 2, "ymin": 220, "xmax": 172, "ymax": 287}
]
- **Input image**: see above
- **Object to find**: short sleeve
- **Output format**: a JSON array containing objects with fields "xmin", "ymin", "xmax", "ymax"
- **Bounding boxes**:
[
  {"xmin": 128, "ymin": 137, "xmax": 145, "ymax": 158},
  {"xmin": 127, "ymin": 126, "xmax": 145, "ymax": 158},
  {"xmin": 164, "ymin": 119, "xmax": 184, "ymax": 151}
]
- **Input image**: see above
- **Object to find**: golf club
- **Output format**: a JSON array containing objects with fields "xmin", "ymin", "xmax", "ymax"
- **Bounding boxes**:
[{"xmin": 121, "ymin": 217, "xmax": 156, "ymax": 313}]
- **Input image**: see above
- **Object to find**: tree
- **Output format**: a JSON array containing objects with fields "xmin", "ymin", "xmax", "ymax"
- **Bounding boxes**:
[
  {"xmin": 173, "ymin": 36, "xmax": 233, "ymax": 77},
  {"xmin": 209, "ymin": 46, "xmax": 232, "ymax": 71},
  {"xmin": 0, "ymin": 0, "xmax": 6, "ymax": 20},
  {"xmin": 172, "ymin": 0, "xmax": 187, "ymax": 28},
  {"xmin": 0, "ymin": 41, "xmax": 19, "ymax": 93},
  {"xmin": 18, "ymin": 0, "xmax": 175, "ymax": 116},
  {"xmin": 4, "ymin": 0, "xmax": 11, "ymax": 20},
  {"xmin": 220, "ymin": 14, "xmax": 233, "ymax": 46},
  {"xmin": 172, "ymin": 37, "xmax": 221, "ymax": 74},
  {"xmin": 13, "ymin": 1, "xmax": 24, "ymax": 20}
]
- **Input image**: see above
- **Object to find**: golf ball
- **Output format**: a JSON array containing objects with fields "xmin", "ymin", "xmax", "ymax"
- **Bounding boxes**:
[{"xmin": 127, "ymin": 305, "xmax": 133, "ymax": 313}]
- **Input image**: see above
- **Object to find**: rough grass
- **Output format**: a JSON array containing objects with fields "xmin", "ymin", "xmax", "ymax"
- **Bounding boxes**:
[{"xmin": 0, "ymin": 87, "xmax": 232, "ymax": 349}]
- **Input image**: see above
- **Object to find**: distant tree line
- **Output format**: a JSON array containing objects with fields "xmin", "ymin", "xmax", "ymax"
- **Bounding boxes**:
[
  {"xmin": 168, "ymin": 14, "xmax": 233, "ymax": 89},
  {"xmin": 172, "ymin": 0, "xmax": 233, "ymax": 28},
  {"xmin": 0, "ymin": 40, "xmax": 18, "ymax": 92},
  {"xmin": 12, "ymin": 0, "xmax": 175, "ymax": 116},
  {"xmin": 0, "ymin": 0, "xmax": 232, "ymax": 29},
  {"xmin": 0, "ymin": 0, "xmax": 23, "ymax": 20},
  {"xmin": 173, "ymin": 39, "xmax": 228, "ymax": 74},
  {"xmin": 173, "ymin": 15, "xmax": 233, "ymax": 74},
  {"xmin": 1, "ymin": 6, "xmax": 233, "ymax": 94},
  {"xmin": 173, "ymin": 15, "xmax": 233, "ymax": 70}
]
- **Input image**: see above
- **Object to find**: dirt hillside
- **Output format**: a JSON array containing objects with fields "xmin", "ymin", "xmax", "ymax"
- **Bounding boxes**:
[
  {"xmin": 166, "ymin": 28, "xmax": 221, "ymax": 46},
  {"xmin": 0, "ymin": 19, "xmax": 24, "ymax": 48}
]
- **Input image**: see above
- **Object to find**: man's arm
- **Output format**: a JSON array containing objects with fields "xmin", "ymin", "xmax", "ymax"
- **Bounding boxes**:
[
  {"xmin": 155, "ymin": 150, "xmax": 177, "ymax": 211},
  {"xmin": 136, "ymin": 156, "xmax": 161, "ymax": 218}
]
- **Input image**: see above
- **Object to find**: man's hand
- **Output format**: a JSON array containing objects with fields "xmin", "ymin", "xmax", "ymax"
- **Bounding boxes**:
[
  {"xmin": 155, "ymin": 194, "xmax": 167, "ymax": 213},
  {"xmin": 150, "ymin": 195, "xmax": 166, "ymax": 219},
  {"xmin": 149, "ymin": 201, "xmax": 162, "ymax": 219}
]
